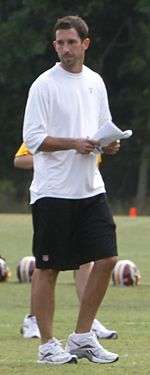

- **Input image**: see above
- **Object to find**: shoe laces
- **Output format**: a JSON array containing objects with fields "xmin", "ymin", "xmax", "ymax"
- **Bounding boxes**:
[
  {"xmin": 53, "ymin": 338, "xmax": 64, "ymax": 349},
  {"xmin": 41, "ymin": 338, "xmax": 66, "ymax": 356}
]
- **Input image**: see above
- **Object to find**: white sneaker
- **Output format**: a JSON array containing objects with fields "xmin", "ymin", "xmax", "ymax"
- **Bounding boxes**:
[
  {"xmin": 20, "ymin": 314, "xmax": 41, "ymax": 338},
  {"xmin": 91, "ymin": 319, "xmax": 118, "ymax": 339},
  {"xmin": 38, "ymin": 338, "xmax": 77, "ymax": 365},
  {"xmin": 66, "ymin": 332, "xmax": 119, "ymax": 363}
]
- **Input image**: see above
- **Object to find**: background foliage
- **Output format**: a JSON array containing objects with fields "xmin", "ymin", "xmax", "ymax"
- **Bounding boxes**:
[{"xmin": 0, "ymin": 0, "xmax": 150, "ymax": 213}]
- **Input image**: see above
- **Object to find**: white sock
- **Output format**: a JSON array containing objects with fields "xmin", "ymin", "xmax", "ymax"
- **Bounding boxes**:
[{"xmin": 73, "ymin": 331, "xmax": 91, "ymax": 340}]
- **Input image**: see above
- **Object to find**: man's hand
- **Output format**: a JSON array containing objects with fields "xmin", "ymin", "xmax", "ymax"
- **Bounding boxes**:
[
  {"xmin": 75, "ymin": 138, "xmax": 100, "ymax": 154},
  {"xmin": 102, "ymin": 140, "xmax": 120, "ymax": 155}
]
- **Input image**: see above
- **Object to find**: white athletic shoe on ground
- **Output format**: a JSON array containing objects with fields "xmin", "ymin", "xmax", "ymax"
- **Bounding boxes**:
[
  {"xmin": 38, "ymin": 338, "xmax": 77, "ymax": 365},
  {"xmin": 91, "ymin": 319, "xmax": 118, "ymax": 339},
  {"xmin": 20, "ymin": 314, "xmax": 41, "ymax": 338},
  {"xmin": 66, "ymin": 331, "xmax": 119, "ymax": 363}
]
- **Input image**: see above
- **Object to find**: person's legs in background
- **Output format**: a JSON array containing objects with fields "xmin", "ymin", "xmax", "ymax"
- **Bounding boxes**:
[{"xmin": 21, "ymin": 270, "xmax": 40, "ymax": 338}]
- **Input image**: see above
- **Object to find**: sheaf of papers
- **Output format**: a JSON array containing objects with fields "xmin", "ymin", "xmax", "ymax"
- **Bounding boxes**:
[{"xmin": 93, "ymin": 121, "xmax": 132, "ymax": 147}]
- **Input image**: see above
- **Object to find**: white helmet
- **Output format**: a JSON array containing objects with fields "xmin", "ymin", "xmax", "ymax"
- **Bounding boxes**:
[
  {"xmin": 0, "ymin": 256, "xmax": 11, "ymax": 282},
  {"xmin": 17, "ymin": 256, "xmax": 35, "ymax": 282},
  {"xmin": 112, "ymin": 259, "xmax": 141, "ymax": 287}
]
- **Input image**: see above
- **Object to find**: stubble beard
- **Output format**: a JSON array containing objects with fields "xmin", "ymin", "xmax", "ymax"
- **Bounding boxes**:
[{"xmin": 60, "ymin": 55, "xmax": 83, "ymax": 72}]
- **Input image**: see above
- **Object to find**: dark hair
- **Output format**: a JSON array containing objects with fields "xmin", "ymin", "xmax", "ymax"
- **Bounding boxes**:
[{"xmin": 54, "ymin": 15, "xmax": 89, "ymax": 40}]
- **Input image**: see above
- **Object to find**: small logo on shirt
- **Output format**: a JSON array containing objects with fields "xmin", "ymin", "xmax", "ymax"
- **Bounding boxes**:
[{"xmin": 42, "ymin": 255, "xmax": 49, "ymax": 262}]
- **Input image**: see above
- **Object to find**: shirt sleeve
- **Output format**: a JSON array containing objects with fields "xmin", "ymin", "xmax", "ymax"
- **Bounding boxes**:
[
  {"xmin": 98, "ymin": 76, "xmax": 112, "ymax": 127},
  {"xmin": 23, "ymin": 81, "xmax": 49, "ymax": 154}
]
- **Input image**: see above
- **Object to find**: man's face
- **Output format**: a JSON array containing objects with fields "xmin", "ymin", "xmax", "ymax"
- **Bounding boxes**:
[{"xmin": 53, "ymin": 28, "xmax": 90, "ymax": 69}]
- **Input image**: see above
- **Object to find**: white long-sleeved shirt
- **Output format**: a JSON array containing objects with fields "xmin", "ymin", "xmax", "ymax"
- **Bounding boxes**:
[{"xmin": 23, "ymin": 63, "xmax": 112, "ymax": 203}]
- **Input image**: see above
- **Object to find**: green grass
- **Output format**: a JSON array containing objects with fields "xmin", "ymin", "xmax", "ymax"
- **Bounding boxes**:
[{"xmin": 0, "ymin": 214, "xmax": 150, "ymax": 375}]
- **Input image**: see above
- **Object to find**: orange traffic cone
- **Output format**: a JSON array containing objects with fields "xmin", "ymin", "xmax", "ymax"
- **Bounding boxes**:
[{"xmin": 129, "ymin": 207, "xmax": 137, "ymax": 218}]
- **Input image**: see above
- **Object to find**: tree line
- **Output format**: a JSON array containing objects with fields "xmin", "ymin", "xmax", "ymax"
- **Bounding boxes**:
[{"xmin": 0, "ymin": 0, "xmax": 150, "ymax": 213}]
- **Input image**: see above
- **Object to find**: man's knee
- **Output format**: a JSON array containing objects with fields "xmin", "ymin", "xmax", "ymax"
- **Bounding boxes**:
[
  {"xmin": 32, "ymin": 267, "xmax": 59, "ymax": 282},
  {"xmin": 109, "ymin": 256, "xmax": 118, "ymax": 271},
  {"xmin": 95, "ymin": 256, "xmax": 118, "ymax": 273}
]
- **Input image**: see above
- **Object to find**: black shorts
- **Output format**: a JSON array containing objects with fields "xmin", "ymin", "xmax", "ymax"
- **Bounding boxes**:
[{"xmin": 31, "ymin": 194, "xmax": 117, "ymax": 271}]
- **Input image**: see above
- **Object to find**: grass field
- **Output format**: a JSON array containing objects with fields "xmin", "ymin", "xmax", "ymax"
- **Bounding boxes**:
[{"xmin": 0, "ymin": 214, "xmax": 150, "ymax": 375}]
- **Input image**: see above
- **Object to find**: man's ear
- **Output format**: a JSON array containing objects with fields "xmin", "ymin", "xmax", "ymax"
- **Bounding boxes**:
[
  {"xmin": 53, "ymin": 40, "xmax": 57, "ymax": 51},
  {"xmin": 83, "ymin": 37, "xmax": 90, "ymax": 50}
]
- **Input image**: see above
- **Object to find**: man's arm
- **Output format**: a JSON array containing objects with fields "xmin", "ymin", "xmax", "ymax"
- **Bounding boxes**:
[
  {"xmin": 14, "ymin": 154, "xmax": 33, "ymax": 170},
  {"xmin": 38, "ymin": 136, "xmax": 101, "ymax": 155},
  {"xmin": 14, "ymin": 143, "xmax": 33, "ymax": 170}
]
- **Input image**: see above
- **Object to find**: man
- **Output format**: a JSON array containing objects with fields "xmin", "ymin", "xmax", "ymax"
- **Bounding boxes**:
[
  {"xmin": 23, "ymin": 15, "xmax": 119, "ymax": 365},
  {"xmin": 14, "ymin": 144, "xmax": 118, "ymax": 340}
]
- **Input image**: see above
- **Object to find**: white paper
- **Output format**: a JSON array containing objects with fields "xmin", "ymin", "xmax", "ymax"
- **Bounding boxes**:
[{"xmin": 93, "ymin": 121, "xmax": 132, "ymax": 147}]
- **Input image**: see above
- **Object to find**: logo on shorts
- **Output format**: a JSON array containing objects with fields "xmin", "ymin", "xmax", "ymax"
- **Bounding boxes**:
[{"xmin": 42, "ymin": 255, "xmax": 49, "ymax": 262}]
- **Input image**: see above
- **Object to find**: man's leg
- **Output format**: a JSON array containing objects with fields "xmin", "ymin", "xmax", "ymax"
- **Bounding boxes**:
[
  {"xmin": 22, "ymin": 263, "xmax": 93, "ymax": 339},
  {"xmin": 32, "ymin": 267, "xmax": 77, "ymax": 365},
  {"xmin": 32, "ymin": 267, "xmax": 59, "ymax": 343},
  {"xmin": 74, "ymin": 261, "xmax": 118, "ymax": 339},
  {"xmin": 73, "ymin": 262, "xmax": 93, "ymax": 302},
  {"xmin": 20, "ymin": 280, "xmax": 41, "ymax": 338},
  {"xmin": 66, "ymin": 256, "xmax": 119, "ymax": 364},
  {"xmin": 75, "ymin": 256, "xmax": 117, "ymax": 332}
]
